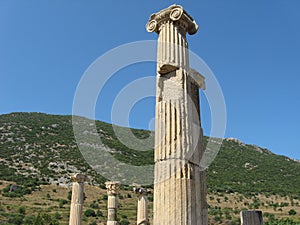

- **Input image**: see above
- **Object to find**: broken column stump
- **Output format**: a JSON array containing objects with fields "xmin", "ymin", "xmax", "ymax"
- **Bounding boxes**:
[{"xmin": 240, "ymin": 210, "xmax": 263, "ymax": 225}]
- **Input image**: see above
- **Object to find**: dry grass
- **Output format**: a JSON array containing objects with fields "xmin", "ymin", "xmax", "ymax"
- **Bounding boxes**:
[{"xmin": 0, "ymin": 181, "xmax": 299, "ymax": 224}]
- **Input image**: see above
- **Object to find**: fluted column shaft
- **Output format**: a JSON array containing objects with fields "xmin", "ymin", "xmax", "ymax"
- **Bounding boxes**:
[
  {"xmin": 146, "ymin": 5, "xmax": 208, "ymax": 225},
  {"xmin": 134, "ymin": 188, "xmax": 150, "ymax": 225},
  {"xmin": 69, "ymin": 174, "xmax": 87, "ymax": 225},
  {"xmin": 157, "ymin": 20, "xmax": 189, "ymax": 74},
  {"xmin": 106, "ymin": 181, "xmax": 120, "ymax": 225},
  {"xmin": 240, "ymin": 211, "xmax": 263, "ymax": 225}
]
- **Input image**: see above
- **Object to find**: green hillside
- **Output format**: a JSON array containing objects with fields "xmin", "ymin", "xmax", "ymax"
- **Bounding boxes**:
[
  {"xmin": 207, "ymin": 139, "xmax": 300, "ymax": 197},
  {"xmin": 0, "ymin": 112, "xmax": 300, "ymax": 224},
  {"xmin": 0, "ymin": 112, "xmax": 299, "ymax": 197}
]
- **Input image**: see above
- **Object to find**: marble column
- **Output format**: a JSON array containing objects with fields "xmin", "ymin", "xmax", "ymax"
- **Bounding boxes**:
[
  {"xmin": 69, "ymin": 174, "xmax": 88, "ymax": 225},
  {"xmin": 106, "ymin": 181, "xmax": 120, "ymax": 225},
  {"xmin": 134, "ymin": 187, "xmax": 150, "ymax": 225},
  {"xmin": 146, "ymin": 4, "xmax": 208, "ymax": 225},
  {"xmin": 240, "ymin": 210, "xmax": 263, "ymax": 225}
]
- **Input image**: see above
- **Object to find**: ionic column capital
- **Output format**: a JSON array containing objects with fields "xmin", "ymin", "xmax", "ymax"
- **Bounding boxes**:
[
  {"xmin": 133, "ymin": 187, "xmax": 151, "ymax": 196},
  {"xmin": 105, "ymin": 181, "xmax": 120, "ymax": 196},
  {"xmin": 146, "ymin": 4, "xmax": 198, "ymax": 35},
  {"xmin": 71, "ymin": 173, "xmax": 88, "ymax": 183}
]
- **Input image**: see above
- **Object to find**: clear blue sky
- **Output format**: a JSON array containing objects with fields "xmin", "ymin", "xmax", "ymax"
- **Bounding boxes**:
[{"xmin": 1, "ymin": 1, "xmax": 300, "ymax": 160}]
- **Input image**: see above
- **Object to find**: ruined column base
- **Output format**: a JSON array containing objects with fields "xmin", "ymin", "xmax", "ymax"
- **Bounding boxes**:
[
  {"xmin": 240, "ymin": 210, "xmax": 263, "ymax": 225},
  {"xmin": 107, "ymin": 221, "xmax": 118, "ymax": 225}
]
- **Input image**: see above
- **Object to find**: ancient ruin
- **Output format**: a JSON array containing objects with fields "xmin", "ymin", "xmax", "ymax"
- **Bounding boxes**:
[
  {"xmin": 146, "ymin": 4, "xmax": 208, "ymax": 225},
  {"xmin": 134, "ymin": 187, "xmax": 151, "ymax": 225},
  {"xmin": 69, "ymin": 174, "xmax": 88, "ymax": 225},
  {"xmin": 68, "ymin": 4, "xmax": 209, "ymax": 225},
  {"xmin": 240, "ymin": 210, "xmax": 263, "ymax": 225},
  {"xmin": 105, "ymin": 181, "xmax": 120, "ymax": 225}
]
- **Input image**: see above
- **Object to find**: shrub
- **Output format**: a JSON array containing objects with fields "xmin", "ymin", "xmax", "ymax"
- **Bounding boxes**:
[
  {"xmin": 96, "ymin": 210, "xmax": 103, "ymax": 217},
  {"xmin": 54, "ymin": 212, "xmax": 62, "ymax": 219},
  {"xmin": 67, "ymin": 191, "xmax": 72, "ymax": 201},
  {"xmin": 90, "ymin": 201, "xmax": 99, "ymax": 209},
  {"xmin": 58, "ymin": 199, "xmax": 68, "ymax": 208},
  {"xmin": 23, "ymin": 215, "xmax": 35, "ymax": 225},
  {"xmin": 84, "ymin": 209, "xmax": 96, "ymax": 217},
  {"xmin": 289, "ymin": 209, "xmax": 297, "ymax": 216},
  {"xmin": 99, "ymin": 183, "xmax": 106, "ymax": 189},
  {"xmin": 102, "ymin": 194, "xmax": 108, "ymax": 200},
  {"xmin": 120, "ymin": 219, "xmax": 130, "ymax": 225},
  {"xmin": 18, "ymin": 206, "xmax": 26, "ymax": 214},
  {"xmin": 8, "ymin": 213, "xmax": 24, "ymax": 225},
  {"xmin": 89, "ymin": 222, "xmax": 97, "ymax": 225},
  {"xmin": 148, "ymin": 195, "xmax": 153, "ymax": 202}
]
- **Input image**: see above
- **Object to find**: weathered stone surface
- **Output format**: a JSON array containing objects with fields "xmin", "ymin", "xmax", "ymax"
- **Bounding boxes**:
[
  {"xmin": 146, "ymin": 5, "xmax": 198, "ymax": 75},
  {"xmin": 69, "ymin": 174, "xmax": 88, "ymax": 225},
  {"xmin": 147, "ymin": 4, "xmax": 208, "ymax": 225},
  {"xmin": 240, "ymin": 210, "xmax": 263, "ymax": 225},
  {"xmin": 189, "ymin": 68, "xmax": 206, "ymax": 90},
  {"xmin": 106, "ymin": 181, "xmax": 120, "ymax": 225},
  {"xmin": 146, "ymin": 4, "xmax": 198, "ymax": 35},
  {"xmin": 134, "ymin": 187, "xmax": 151, "ymax": 225}
]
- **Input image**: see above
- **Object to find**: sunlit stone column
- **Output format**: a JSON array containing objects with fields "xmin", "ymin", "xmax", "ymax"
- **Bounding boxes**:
[
  {"xmin": 69, "ymin": 174, "xmax": 88, "ymax": 225},
  {"xmin": 240, "ymin": 210, "xmax": 263, "ymax": 225},
  {"xmin": 134, "ymin": 187, "xmax": 150, "ymax": 225},
  {"xmin": 106, "ymin": 181, "xmax": 120, "ymax": 225},
  {"xmin": 146, "ymin": 4, "xmax": 208, "ymax": 225}
]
